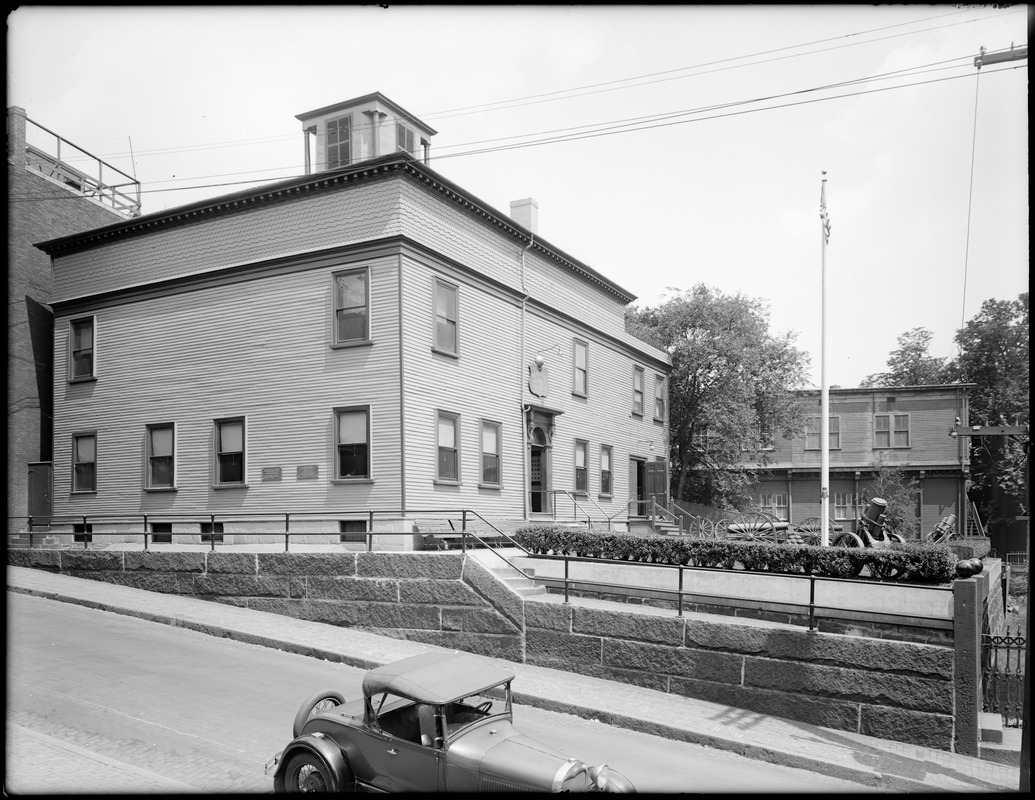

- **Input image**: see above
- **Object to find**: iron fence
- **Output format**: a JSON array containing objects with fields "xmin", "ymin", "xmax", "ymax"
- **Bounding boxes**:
[{"xmin": 982, "ymin": 627, "xmax": 1026, "ymax": 727}]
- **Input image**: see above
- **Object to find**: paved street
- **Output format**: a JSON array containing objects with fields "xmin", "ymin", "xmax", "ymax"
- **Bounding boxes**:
[{"xmin": 7, "ymin": 591, "xmax": 869, "ymax": 794}]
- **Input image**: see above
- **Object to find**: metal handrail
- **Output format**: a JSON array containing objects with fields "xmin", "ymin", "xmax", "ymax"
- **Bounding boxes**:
[
  {"xmin": 650, "ymin": 499, "xmax": 683, "ymax": 534},
  {"xmin": 606, "ymin": 498, "xmax": 640, "ymax": 529},
  {"xmin": 546, "ymin": 490, "xmax": 605, "ymax": 531},
  {"xmin": 538, "ymin": 551, "xmax": 952, "ymax": 631}
]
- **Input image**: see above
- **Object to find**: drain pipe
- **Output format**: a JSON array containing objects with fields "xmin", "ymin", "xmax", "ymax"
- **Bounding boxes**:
[{"xmin": 519, "ymin": 232, "xmax": 534, "ymax": 520}]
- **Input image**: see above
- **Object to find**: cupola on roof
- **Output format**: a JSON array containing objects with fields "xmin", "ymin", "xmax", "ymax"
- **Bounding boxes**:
[{"xmin": 296, "ymin": 92, "xmax": 437, "ymax": 174}]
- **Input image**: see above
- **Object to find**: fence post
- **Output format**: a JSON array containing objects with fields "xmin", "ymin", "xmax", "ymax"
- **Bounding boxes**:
[
  {"xmin": 284, "ymin": 513, "xmax": 290, "ymax": 552},
  {"xmin": 143, "ymin": 514, "xmax": 149, "ymax": 550},
  {"xmin": 82, "ymin": 515, "xmax": 89, "ymax": 549},
  {"xmin": 28, "ymin": 517, "xmax": 34, "ymax": 550},
  {"xmin": 563, "ymin": 558, "xmax": 570, "ymax": 604},
  {"xmin": 677, "ymin": 567, "xmax": 684, "ymax": 617},
  {"xmin": 808, "ymin": 576, "xmax": 817, "ymax": 631}
]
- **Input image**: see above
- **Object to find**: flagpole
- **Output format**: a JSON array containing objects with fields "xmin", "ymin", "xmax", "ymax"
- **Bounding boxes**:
[{"xmin": 820, "ymin": 172, "xmax": 830, "ymax": 547}]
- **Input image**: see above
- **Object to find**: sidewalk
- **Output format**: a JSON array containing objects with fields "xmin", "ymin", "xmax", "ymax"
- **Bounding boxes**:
[{"xmin": 6, "ymin": 565, "xmax": 1023, "ymax": 793}]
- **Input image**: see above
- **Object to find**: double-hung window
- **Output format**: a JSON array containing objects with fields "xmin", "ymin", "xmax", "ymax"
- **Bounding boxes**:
[
  {"xmin": 572, "ymin": 340, "xmax": 588, "ymax": 397},
  {"xmin": 70, "ymin": 317, "xmax": 95, "ymax": 380},
  {"xmin": 481, "ymin": 421, "xmax": 501, "ymax": 487},
  {"xmin": 574, "ymin": 439, "xmax": 589, "ymax": 494},
  {"xmin": 599, "ymin": 445, "xmax": 613, "ymax": 497},
  {"xmin": 632, "ymin": 367, "xmax": 644, "ymax": 415},
  {"xmin": 72, "ymin": 432, "xmax": 97, "ymax": 492},
  {"xmin": 874, "ymin": 413, "xmax": 910, "ymax": 448},
  {"xmin": 327, "ymin": 115, "xmax": 351, "ymax": 169},
  {"xmin": 147, "ymin": 424, "xmax": 175, "ymax": 489},
  {"xmin": 437, "ymin": 412, "xmax": 460, "ymax": 483},
  {"xmin": 433, "ymin": 280, "xmax": 458, "ymax": 355},
  {"xmin": 805, "ymin": 416, "xmax": 840, "ymax": 450},
  {"xmin": 760, "ymin": 493, "xmax": 789, "ymax": 521},
  {"xmin": 336, "ymin": 407, "xmax": 370, "ymax": 479},
  {"xmin": 834, "ymin": 492, "xmax": 854, "ymax": 520},
  {"xmin": 654, "ymin": 375, "xmax": 666, "ymax": 421},
  {"xmin": 215, "ymin": 418, "xmax": 245, "ymax": 485},
  {"xmin": 334, "ymin": 268, "xmax": 369, "ymax": 344}
]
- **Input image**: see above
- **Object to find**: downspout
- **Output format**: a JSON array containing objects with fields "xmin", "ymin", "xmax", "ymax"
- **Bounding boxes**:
[{"xmin": 519, "ymin": 232, "xmax": 534, "ymax": 520}]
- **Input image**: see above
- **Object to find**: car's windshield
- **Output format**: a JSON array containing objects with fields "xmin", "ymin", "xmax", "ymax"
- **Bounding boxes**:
[{"xmin": 441, "ymin": 682, "xmax": 511, "ymax": 738}]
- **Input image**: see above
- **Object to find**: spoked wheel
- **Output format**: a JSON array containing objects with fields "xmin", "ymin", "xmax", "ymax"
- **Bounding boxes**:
[
  {"xmin": 292, "ymin": 690, "xmax": 346, "ymax": 738},
  {"xmin": 831, "ymin": 531, "xmax": 865, "ymax": 548},
  {"xmin": 278, "ymin": 751, "xmax": 337, "ymax": 793},
  {"xmin": 794, "ymin": 517, "xmax": 835, "ymax": 546},
  {"xmin": 729, "ymin": 513, "xmax": 779, "ymax": 541}
]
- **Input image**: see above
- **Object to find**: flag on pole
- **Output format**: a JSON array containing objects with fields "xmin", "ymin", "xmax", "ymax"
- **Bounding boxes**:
[{"xmin": 820, "ymin": 173, "xmax": 831, "ymax": 244}]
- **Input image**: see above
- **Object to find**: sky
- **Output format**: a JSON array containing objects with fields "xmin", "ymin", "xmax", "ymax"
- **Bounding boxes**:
[{"xmin": 7, "ymin": 5, "xmax": 1029, "ymax": 389}]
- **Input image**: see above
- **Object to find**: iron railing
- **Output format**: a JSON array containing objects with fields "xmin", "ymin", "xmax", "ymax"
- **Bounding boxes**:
[{"xmin": 982, "ymin": 627, "xmax": 1026, "ymax": 727}]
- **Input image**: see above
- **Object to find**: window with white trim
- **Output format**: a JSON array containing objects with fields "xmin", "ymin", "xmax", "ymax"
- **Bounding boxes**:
[
  {"xmin": 632, "ymin": 367, "xmax": 644, "ymax": 415},
  {"xmin": 874, "ymin": 413, "xmax": 910, "ymax": 448},
  {"xmin": 333, "ymin": 268, "xmax": 369, "ymax": 344},
  {"xmin": 72, "ymin": 432, "xmax": 97, "ymax": 492},
  {"xmin": 215, "ymin": 418, "xmax": 245, "ymax": 485},
  {"xmin": 146, "ymin": 423, "xmax": 175, "ymax": 489},
  {"xmin": 805, "ymin": 416, "xmax": 840, "ymax": 450},
  {"xmin": 574, "ymin": 439, "xmax": 589, "ymax": 494},
  {"xmin": 336, "ymin": 407, "xmax": 370, "ymax": 479},
  {"xmin": 599, "ymin": 445, "xmax": 613, "ymax": 497},
  {"xmin": 434, "ymin": 280, "xmax": 458, "ymax": 355},
  {"xmin": 437, "ymin": 412, "xmax": 460, "ymax": 483},
  {"xmin": 760, "ymin": 493, "xmax": 789, "ymax": 521},
  {"xmin": 834, "ymin": 492, "xmax": 854, "ymax": 520},
  {"xmin": 573, "ymin": 340, "xmax": 588, "ymax": 397},
  {"xmin": 480, "ymin": 421, "xmax": 501, "ymax": 487},
  {"xmin": 654, "ymin": 375, "xmax": 666, "ymax": 421},
  {"xmin": 70, "ymin": 317, "xmax": 95, "ymax": 380}
]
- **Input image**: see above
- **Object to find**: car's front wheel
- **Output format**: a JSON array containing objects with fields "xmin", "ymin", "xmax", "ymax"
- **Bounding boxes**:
[
  {"xmin": 292, "ymin": 690, "xmax": 346, "ymax": 738},
  {"xmin": 279, "ymin": 751, "xmax": 334, "ymax": 793}
]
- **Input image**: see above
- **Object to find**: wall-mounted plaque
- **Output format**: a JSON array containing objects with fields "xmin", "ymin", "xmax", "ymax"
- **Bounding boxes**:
[
  {"xmin": 297, "ymin": 465, "xmax": 319, "ymax": 480},
  {"xmin": 261, "ymin": 467, "xmax": 282, "ymax": 482}
]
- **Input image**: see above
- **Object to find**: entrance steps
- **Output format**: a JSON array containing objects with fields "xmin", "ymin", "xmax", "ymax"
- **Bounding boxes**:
[
  {"xmin": 978, "ymin": 712, "xmax": 1022, "ymax": 766},
  {"xmin": 466, "ymin": 548, "xmax": 547, "ymax": 598}
]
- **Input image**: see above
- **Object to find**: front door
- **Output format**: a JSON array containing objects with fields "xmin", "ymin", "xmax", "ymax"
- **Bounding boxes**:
[
  {"xmin": 27, "ymin": 462, "xmax": 52, "ymax": 526},
  {"xmin": 529, "ymin": 440, "xmax": 549, "ymax": 514},
  {"xmin": 629, "ymin": 458, "xmax": 646, "ymax": 516},
  {"xmin": 645, "ymin": 459, "xmax": 668, "ymax": 514}
]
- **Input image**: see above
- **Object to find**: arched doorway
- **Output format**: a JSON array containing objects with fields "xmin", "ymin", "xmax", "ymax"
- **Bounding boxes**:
[{"xmin": 529, "ymin": 425, "xmax": 550, "ymax": 513}]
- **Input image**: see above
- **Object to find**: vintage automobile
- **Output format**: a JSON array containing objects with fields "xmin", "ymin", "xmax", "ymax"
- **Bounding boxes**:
[{"xmin": 267, "ymin": 651, "xmax": 636, "ymax": 793}]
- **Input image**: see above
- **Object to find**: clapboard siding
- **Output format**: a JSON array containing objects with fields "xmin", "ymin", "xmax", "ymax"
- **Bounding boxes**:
[
  {"xmin": 52, "ymin": 256, "xmax": 404, "ymax": 517},
  {"xmin": 51, "ymin": 181, "xmax": 402, "ymax": 303}
]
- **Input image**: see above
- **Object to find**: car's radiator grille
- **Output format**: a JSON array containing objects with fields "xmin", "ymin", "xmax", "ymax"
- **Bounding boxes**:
[{"xmin": 481, "ymin": 776, "xmax": 534, "ymax": 792}]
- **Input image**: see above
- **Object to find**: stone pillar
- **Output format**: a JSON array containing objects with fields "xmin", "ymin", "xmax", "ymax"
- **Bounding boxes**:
[{"xmin": 952, "ymin": 572, "xmax": 982, "ymax": 756}]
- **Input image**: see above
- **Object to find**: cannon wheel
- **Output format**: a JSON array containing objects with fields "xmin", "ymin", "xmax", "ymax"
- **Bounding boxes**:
[
  {"xmin": 831, "ymin": 531, "xmax": 865, "ymax": 549},
  {"xmin": 793, "ymin": 517, "xmax": 836, "ymax": 546},
  {"xmin": 728, "ymin": 512, "xmax": 779, "ymax": 541}
]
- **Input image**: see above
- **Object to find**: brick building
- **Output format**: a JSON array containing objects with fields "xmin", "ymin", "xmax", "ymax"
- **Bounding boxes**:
[{"xmin": 7, "ymin": 106, "xmax": 140, "ymax": 534}]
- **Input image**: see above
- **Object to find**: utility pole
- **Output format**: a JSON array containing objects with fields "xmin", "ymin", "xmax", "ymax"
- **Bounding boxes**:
[
  {"xmin": 974, "ymin": 44, "xmax": 1028, "ymax": 69},
  {"xmin": 950, "ymin": 421, "xmax": 1029, "ymax": 791}
]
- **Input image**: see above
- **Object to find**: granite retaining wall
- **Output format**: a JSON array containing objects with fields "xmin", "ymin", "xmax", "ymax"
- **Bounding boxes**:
[{"xmin": 8, "ymin": 549, "xmax": 980, "ymax": 753}]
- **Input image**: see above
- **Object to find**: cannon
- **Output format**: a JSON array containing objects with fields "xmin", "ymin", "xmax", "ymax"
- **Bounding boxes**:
[
  {"xmin": 925, "ymin": 514, "xmax": 958, "ymax": 543},
  {"xmin": 831, "ymin": 498, "xmax": 906, "ymax": 548}
]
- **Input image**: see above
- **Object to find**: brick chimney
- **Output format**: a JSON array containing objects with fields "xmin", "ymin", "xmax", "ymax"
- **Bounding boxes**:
[{"xmin": 510, "ymin": 198, "xmax": 538, "ymax": 234}]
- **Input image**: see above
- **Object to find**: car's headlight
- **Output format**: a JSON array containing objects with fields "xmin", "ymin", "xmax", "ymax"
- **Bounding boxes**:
[{"xmin": 588, "ymin": 764, "xmax": 636, "ymax": 793}]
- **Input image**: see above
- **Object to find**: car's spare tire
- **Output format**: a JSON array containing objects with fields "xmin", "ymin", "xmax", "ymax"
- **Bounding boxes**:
[{"xmin": 292, "ymin": 690, "xmax": 347, "ymax": 738}]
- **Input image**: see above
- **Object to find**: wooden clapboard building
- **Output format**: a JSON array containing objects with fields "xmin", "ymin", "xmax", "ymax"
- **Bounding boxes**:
[
  {"xmin": 35, "ymin": 93, "xmax": 670, "ymax": 547},
  {"xmin": 748, "ymin": 383, "xmax": 975, "ymax": 538}
]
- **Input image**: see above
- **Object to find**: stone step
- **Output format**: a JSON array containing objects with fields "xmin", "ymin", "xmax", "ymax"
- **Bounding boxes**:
[{"xmin": 979, "ymin": 726, "xmax": 1022, "ymax": 766}]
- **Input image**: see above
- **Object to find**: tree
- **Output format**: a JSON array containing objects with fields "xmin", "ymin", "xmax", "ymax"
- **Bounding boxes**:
[
  {"xmin": 860, "ymin": 327, "xmax": 948, "ymax": 387},
  {"xmin": 861, "ymin": 454, "xmax": 920, "ymax": 539},
  {"xmin": 626, "ymin": 285, "xmax": 811, "ymax": 510},
  {"xmin": 943, "ymin": 293, "xmax": 1029, "ymax": 522}
]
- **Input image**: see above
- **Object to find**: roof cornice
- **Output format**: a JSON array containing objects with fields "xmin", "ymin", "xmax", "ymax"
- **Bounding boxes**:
[{"xmin": 33, "ymin": 152, "xmax": 636, "ymax": 304}]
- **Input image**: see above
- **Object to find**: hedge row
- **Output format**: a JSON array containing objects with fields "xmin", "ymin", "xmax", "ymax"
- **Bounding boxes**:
[{"xmin": 513, "ymin": 525, "xmax": 958, "ymax": 584}]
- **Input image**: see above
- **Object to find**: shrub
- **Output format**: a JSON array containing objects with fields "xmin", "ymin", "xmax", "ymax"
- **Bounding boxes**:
[{"xmin": 513, "ymin": 525, "xmax": 957, "ymax": 584}]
